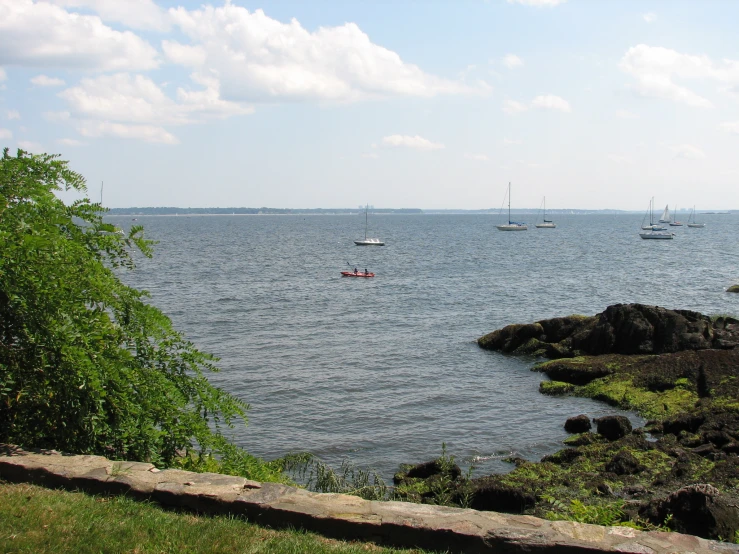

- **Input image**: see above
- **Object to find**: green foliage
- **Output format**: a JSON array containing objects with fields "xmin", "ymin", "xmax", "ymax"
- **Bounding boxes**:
[
  {"xmin": 279, "ymin": 453, "xmax": 387, "ymax": 500},
  {"xmin": 0, "ymin": 149, "xmax": 274, "ymax": 478},
  {"xmin": 544, "ymin": 497, "xmax": 626, "ymax": 526}
]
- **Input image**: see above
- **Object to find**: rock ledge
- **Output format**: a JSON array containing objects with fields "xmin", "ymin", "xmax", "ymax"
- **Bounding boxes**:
[{"xmin": 1, "ymin": 444, "xmax": 737, "ymax": 553}]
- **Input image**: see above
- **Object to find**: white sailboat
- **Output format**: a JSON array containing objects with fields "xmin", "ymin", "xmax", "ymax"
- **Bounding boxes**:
[
  {"xmin": 687, "ymin": 206, "xmax": 705, "ymax": 228},
  {"xmin": 354, "ymin": 204, "xmax": 385, "ymax": 246},
  {"xmin": 669, "ymin": 205, "xmax": 683, "ymax": 226},
  {"xmin": 641, "ymin": 197, "xmax": 666, "ymax": 231},
  {"xmin": 535, "ymin": 197, "xmax": 556, "ymax": 228},
  {"xmin": 496, "ymin": 182, "xmax": 528, "ymax": 231},
  {"xmin": 658, "ymin": 204, "xmax": 671, "ymax": 223}
]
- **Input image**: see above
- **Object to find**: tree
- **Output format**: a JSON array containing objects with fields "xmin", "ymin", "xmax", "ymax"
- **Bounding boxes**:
[{"xmin": 0, "ymin": 149, "xmax": 274, "ymax": 476}]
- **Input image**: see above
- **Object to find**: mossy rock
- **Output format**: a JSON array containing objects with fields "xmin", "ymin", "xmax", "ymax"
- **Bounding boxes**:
[
  {"xmin": 540, "ymin": 380, "xmax": 575, "ymax": 395},
  {"xmin": 727, "ymin": 284, "xmax": 739, "ymax": 293},
  {"xmin": 563, "ymin": 432, "xmax": 601, "ymax": 447},
  {"xmin": 513, "ymin": 337, "xmax": 550, "ymax": 356}
]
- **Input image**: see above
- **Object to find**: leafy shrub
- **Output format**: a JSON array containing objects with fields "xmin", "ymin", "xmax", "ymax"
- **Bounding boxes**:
[{"xmin": 0, "ymin": 149, "xmax": 276, "ymax": 479}]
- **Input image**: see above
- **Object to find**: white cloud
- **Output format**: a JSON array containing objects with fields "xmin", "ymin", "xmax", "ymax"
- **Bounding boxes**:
[
  {"xmin": 6, "ymin": 110, "xmax": 20, "ymax": 120},
  {"xmin": 162, "ymin": 40, "xmax": 207, "ymax": 67},
  {"xmin": 615, "ymin": 109, "xmax": 639, "ymax": 119},
  {"xmin": 57, "ymin": 137, "xmax": 83, "ymax": 146},
  {"xmin": 504, "ymin": 95, "xmax": 571, "ymax": 114},
  {"xmin": 30, "ymin": 74, "xmax": 65, "ymax": 87},
  {"xmin": 44, "ymin": 0, "xmax": 170, "ymax": 31},
  {"xmin": 17, "ymin": 140, "xmax": 43, "ymax": 152},
  {"xmin": 502, "ymin": 54, "xmax": 523, "ymax": 69},
  {"xmin": 167, "ymin": 5, "xmax": 484, "ymax": 103},
  {"xmin": 0, "ymin": 67, "xmax": 6, "ymax": 81},
  {"xmin": 361, "ymin": 152, "xmax": 379, "ymax": 159},
  {"xmin": 53, "ymin": 73, "xmax": 254, "ymax": 144},
  {"xmin": 0, "ymin": 128, "xmax": 12, "ymax": 139},
  {"xmin": 719, "ymin": 121, "xmax": 739, "ymax": 135},
  {"xmin": 723, "ymin": 84, "xmax": 739, "ymax": 99},
  {"xmin": 58, "ymin": 73, "xmax": 253, "ymax": 127},
  {"xmin": 503, "ymin": 138, "xmax": 522, "ymax": 145},
  {"xmin": 464, "ymin": 153, "xmax": 489, "ymax": 161},
  {"xmin": 642, "ymin": 12, "xmax": 657, "ymax": 23},
  {"xmin": 0, "ymin": 0, "xmax": 159, "ymax": 71},
  {"xmin": 43, "ymin": 111, "xmax": 71, "ymax": 122},
  {"xmin": 531, "ymin": 94, "xmax": 571, "ymax": 112},
  {"xmin": 671, "ymin": 144, "xmax": 706, "ymax": 160},
  {"xmin": 381, "ymin": 135, "xmax": 445, "ymax": 150},
  {"xmin": 503, "ymin": 99, "xmax": 528, "ymax": 114},
  {"xmin": 506, "ymin": 0, "xmax": 567, "ymax": 6},
  {"xmin": 76, "ymin": 121, "xmax": 178, "ymax": 144},
  {"xmin": 607, "ymin": 154, "xmax": 632, "ymax": 164},
  {"xmin": 619, "ymin": 44, "xmax": 739, "ymax": 108}
]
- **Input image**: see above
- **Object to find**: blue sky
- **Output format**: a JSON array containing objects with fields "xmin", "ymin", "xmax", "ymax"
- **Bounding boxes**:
[{"xmin": 1, "ymin": 0, "xmax": 739, "ymax": 210}]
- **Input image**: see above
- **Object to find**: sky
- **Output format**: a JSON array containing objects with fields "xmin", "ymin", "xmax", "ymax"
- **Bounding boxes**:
[{"xmin": 1, "ymin": 0, "xmax": 739, "ymax": 210}]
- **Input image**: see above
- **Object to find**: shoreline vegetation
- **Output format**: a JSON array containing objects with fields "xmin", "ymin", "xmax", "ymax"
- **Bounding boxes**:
[{"xmin": 2, "ymin": 150, "xmax": 737, "ymax": 545}]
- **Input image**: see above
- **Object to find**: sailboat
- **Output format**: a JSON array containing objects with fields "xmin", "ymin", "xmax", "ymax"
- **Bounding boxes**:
[
  {"xmin": 687, "ymin": 206, "xmax": 705, "ymax": 228},
  {"xmin": 640, "ymin": 197, "xmax": 674, "ymax": 239},
  {"xmin": 669, "ymin": 205, "xmax": 683, "ymax": 226},
  {"xmin": 658, "ymin": 204, "xmax": 671, "ymax": 223},
  {"xmin": 535, "ymin": 196, "xmax": 556, "ymax": 228},
  {"xmin": 641, "ymin": 197, "xmax": 666, "ymax": 230},
  {"xmin": 496, "ymin": 182, "xmax": 528, "ymax": 231},
  {"xmin": 354, "ymin": 204, "xmax": 385, "ymax": 246}
]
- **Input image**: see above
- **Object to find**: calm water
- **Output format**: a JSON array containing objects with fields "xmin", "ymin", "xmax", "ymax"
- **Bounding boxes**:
[{"xmin": 111, "ymin": 213, "xmax": 739, "ymax": 481}]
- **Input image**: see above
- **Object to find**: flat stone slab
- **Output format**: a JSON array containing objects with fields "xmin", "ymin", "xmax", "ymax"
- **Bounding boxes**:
[{"xmin": 1, "ymin": 445, "xmax": 737, "ymax": 553}]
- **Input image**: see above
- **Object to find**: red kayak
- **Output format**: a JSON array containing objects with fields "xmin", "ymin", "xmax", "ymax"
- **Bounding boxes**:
[{"xmin": 341, "ymin": 271, "xmax": 375, "ymax": 278}]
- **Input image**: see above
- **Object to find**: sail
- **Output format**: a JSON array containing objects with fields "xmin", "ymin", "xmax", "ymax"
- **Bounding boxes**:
[{"xmin": 659, "ymin": 205, "xmax": 670, "ymax": 222}]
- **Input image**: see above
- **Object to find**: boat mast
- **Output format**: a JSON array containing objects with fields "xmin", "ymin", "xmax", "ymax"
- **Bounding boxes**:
[
  {"xmin": 100, "ymin": 181, "xmax": 103, "ymax": 205},
  {"xmin": 364, "ymin": 204, "xmax": 368, "ymax": 240},
  {"xmin": 508, "ymin": 182, "xmax": 511, "ymax": 224}
]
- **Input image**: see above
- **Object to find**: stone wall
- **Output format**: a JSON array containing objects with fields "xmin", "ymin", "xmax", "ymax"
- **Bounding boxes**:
[{"xmin": 1, "ymin": 445, "xmax": 737, "ymax": 553}]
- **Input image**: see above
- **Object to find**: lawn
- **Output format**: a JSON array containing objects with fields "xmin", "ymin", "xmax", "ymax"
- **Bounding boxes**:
[{"xmin": 0, "ymin": 482, "xmax": 427, "ymax": 554}]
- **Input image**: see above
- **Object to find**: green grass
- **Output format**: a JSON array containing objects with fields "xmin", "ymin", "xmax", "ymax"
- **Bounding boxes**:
[{"xmin": 0, "ymin": 482, "xmax": 427, "ymax": 554}]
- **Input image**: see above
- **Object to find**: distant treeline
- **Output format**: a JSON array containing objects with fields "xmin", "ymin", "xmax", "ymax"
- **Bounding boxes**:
[{"xmin": 107, "ymin": 207, "xmax": 423, "ymax": 215}]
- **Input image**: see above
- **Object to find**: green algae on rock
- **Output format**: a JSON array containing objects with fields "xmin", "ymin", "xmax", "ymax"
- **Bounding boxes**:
[
  {"xmin": 728, "ymin": 285, "xmax": 739, "ymax": 293},
  {"xmin": 466, "ymin": 304, "xmax": 739, "ymax": 540}
]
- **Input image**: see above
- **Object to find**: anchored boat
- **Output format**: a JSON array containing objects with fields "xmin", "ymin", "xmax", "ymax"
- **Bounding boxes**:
[
  {"xmin": 354, "ymin": 204, "xmax": 385, "ymax": 246},
  {"xmin": 496, "ymin": 182, "xmax": 528, "ymax": 231}
]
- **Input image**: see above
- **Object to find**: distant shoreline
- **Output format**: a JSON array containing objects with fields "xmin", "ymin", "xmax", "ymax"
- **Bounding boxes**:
[{"xmin": 105, "ymin": 208, "xmax": 735, "ymax": 216}]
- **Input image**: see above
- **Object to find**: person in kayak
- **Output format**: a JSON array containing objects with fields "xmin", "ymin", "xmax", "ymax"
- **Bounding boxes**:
[
  {"xmin": 364, "ymin": 268, "xmax": 368, "ymax": 275},
  {"xmin": 354, "ymin": 267, "xmax": 358, "ymax": 274}
]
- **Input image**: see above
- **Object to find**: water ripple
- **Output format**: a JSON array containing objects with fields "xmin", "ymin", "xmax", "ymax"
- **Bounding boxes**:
[{"xmin": 115, "ymin": 213, "xmax": 737, "ymax": 480}]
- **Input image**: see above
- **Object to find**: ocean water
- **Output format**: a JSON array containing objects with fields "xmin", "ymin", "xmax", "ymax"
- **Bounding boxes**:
[{"xmin": 111, "ymin": 212, "xmax": 739, "ymax": 481}]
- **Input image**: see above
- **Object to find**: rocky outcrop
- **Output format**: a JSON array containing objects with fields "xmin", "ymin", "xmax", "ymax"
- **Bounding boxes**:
[
  {"xmin": 594, "ymin": 416, "xmax": 632, "ymax": 441},
  {"xmin": 475, "ymin": 304, "xmax": 739, "ymax": 541},
  {"xmin": 468, "ymin": 480, "xmax": 536, "ymax": 513},
  {"xmin": 565, "ymin": 414, "xmax": 592, "ymax": 434},
  {"xmin": 727, "ymin": 285, "xmax": 739, "ymax": 293},
  {"xmin": 397, "ymin": 459, "xmax": 461, "ymax": 481},
  {"xmin": 639, "ymin": 484, "xmax": 739, "ymax": 541},
  {"xmin": 478, "ymin": 304, "xmax": 739, "ymax": 358}
]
